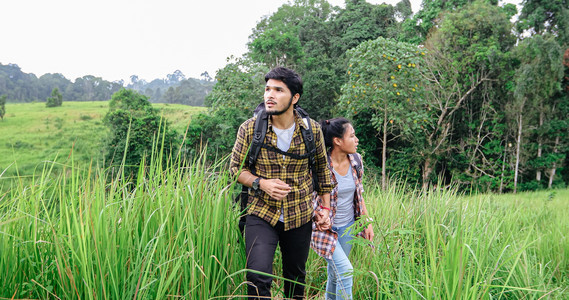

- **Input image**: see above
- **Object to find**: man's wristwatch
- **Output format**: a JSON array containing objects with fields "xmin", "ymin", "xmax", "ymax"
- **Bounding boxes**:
[{"xmin": 252, "ymin": 177, "xmax": 262, "ymax": 191}]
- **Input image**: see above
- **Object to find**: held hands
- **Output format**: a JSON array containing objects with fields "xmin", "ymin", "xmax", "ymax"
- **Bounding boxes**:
[
  {"xmin": 259, "ymin": 178, "xmax": 291, "ymax": 200},
  {"xmin": 314, "ymin": 207, "xmax": 331, "ymax": 231},
  {"xmin": 258, "ymin": 177, "xmax": 333, "ymax": 231}
]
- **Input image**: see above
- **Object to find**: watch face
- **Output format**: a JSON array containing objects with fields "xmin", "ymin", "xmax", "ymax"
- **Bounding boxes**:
[{"xmin": 252, "ymin": 178, "xmax": 260, "ymax": 190}]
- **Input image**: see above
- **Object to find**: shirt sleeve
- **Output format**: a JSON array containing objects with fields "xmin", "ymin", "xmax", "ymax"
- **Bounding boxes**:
[
  {"xmin": 229, "ymin": 121, "xmax": 251, "ymax": 179},
  {"xmin": 313, "ymin": 121, "xmax": 333, "ymax": 195}
]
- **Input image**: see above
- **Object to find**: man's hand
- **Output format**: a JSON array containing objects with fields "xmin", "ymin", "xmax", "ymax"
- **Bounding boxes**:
[{"xmin": 260, "ymin": 179, "xmax": 291, "ymax": 200}]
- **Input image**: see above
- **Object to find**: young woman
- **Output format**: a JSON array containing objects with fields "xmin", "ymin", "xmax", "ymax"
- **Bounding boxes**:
[{"xmin": 311, "ymin": 117, "xmax": 374, "ymax": 300}]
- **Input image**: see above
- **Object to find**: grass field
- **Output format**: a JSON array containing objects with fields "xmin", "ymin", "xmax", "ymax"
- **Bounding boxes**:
[
  {"xmin": 0, "ymin": 151, "xmax": 567, "ymax": 299},
  {"xmin": 0, "ymin": 102, "xmax": 567, "ymax": 299},
  {"xmin": 0, "ymin": 101, "xmax": 205, "ymax": 189}
]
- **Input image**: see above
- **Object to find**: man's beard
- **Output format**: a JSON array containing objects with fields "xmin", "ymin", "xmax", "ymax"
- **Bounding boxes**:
[{"xmin": 266, "ymin": 96, "xmax": 293, "ymax": 116}]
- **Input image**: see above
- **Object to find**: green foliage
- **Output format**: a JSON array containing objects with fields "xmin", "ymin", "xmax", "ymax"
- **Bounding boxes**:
[
  {"xmin": 242, "ymin": 0, "xmax": 402, "ymax": 120},
  {"xmin": 249, "ymin": 28, "xmax": 304, "ymax": 68},
  {"xmin": 514, "ymin": 35, "xmax": 563, "ymax": 104},
  {"xmin": 246, "ymin": 0, "xmax": 338, "ymax": 119},
  {"xmin": 182, "ymin": 0, "xmax": 569, "ymax": 191},
  {"xmin": 433, "ymin": 0, "xmax": 515, "ymax": 75},
  {"xmin": 339, "ymin": 37, "xmax": 426, "ymax": 129},
  {"xmin": 517, "ymin": 0, "xmax": 569, "ymax": 45},
  {"xmin": 404, "ymin": 0, "xmax": 517, "ymax": 188},
  {"xmin": 295, "ymin": 2, "xmax": 339, "ymax": 120},
  {"xmin": 399, "ymin": 0, "xmax": 473, "ymax": 44},
  {"xmin": 45, "ymin": 87, "xmax": 63, "ymax": 107},
  {"xmin": 331, "ymin": 0, "xmax": 398, "ymax": 56},
  {"xmin": 512, "ymin": 35, "xmax": 564, "ymax": 189},
  {"xmin": 108, "ymin": 88, "xmax": 154, "ymax": 113},
  {"xmin": 338, "ymin": 36, "xmax": 427, "ymax": 186},
  {"xmin": 103, "ymin": 89, "xmax": 178, "ymax": 177}
]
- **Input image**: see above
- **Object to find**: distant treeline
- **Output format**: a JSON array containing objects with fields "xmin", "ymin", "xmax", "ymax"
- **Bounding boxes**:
[
  {"xmin": 0, "ymin": 63, "xmax": 214, "ymax": 105},
  {"xmin": 126, "ymin": 70, "xmax": 215, "ymax": 106}
]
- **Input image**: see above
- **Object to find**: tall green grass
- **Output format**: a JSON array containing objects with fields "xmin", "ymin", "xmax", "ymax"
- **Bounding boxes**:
[
  {"xmin": 1, "ymin": 150, "xmax": 567, "ymax": 298},
  {"xmin": 0, "ymin": 150, "xmax": 247, "ymax": 299},
  {"xmin": 346, "ymin": 182, "xmax": 568, "ymax": 299}
]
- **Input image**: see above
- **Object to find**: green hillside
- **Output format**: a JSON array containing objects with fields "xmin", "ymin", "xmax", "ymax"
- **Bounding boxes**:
[{"xmin": 0, "ymin": 101, "xmax": 204, "ymax": 183}]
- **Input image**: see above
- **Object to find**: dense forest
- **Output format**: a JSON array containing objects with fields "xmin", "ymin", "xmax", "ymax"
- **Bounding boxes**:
[
  {"xmin": 0, "ymin": 63, "xmax": 214, "ymax": 105},
  {"xmin": 188, "ymin": 0, "xmax": 569, "ymax": 193}
]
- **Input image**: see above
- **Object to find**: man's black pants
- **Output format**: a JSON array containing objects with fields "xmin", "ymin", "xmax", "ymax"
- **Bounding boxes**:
[{"xmin": 245, "ymin": 215, "xmax": 312, "ymax": 299}]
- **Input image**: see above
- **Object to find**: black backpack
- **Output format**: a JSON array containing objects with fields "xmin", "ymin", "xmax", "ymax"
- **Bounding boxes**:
[{"xmin": 236, "ymin": 103, "xmax": 319, "ymax": 232}]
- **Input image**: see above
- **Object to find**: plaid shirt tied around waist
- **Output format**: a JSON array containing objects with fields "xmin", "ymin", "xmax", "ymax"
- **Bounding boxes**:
[
  {"xmin": 230, "ymin": 110, "xmax": 333, "ymax": 231},
  {"xmin": 311, "ymin": 153, "xmax": 365, "ymax": 259}
]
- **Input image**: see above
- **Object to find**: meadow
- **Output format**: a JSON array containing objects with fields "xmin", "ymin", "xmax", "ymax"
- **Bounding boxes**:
[
  {"xmin": 0, "ymin": 101, "xmax": 204, "ymax": 190},
  {"xmin": 0, "ymin": 102, "xmax": 567, "ymax": 299}
]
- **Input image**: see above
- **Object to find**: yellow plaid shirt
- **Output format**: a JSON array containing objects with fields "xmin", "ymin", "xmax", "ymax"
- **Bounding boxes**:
[{"xmin": 230, "ymin": 110, "xmax": 333, "ymax": 231}]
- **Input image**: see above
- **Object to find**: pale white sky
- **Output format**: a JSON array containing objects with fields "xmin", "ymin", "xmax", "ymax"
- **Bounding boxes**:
[{"xmin": 1, "ymin": 0, "xmax": 516, "ymax": 84}]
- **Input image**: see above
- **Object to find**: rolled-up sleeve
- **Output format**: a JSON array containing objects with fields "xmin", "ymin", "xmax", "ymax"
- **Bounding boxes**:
[
  {"xmin": 229, "ymin": 121, "xmax": 252, "ymax": 179},
  {"xmin": 312, "ymin": 122, "xmax": 333, "ymax": 195}
]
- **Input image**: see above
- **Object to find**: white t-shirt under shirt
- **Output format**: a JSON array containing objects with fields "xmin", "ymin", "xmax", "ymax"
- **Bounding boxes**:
[
  {"xmin": 333, "ymin": 165, "xmax": 355, "ymax": 227},
  {"xmin": 272, "ymin": 123, "xmax": 296, "ymax": 222}
]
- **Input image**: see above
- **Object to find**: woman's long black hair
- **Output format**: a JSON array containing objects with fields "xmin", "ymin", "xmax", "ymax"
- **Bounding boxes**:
[{"xmin": 320, "ymin": 117, "xmax": 351, "ymax": 151}]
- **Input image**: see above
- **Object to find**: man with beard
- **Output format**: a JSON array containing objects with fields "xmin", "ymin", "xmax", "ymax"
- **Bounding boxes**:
[{"xmin": 230, "ymin": 67, "xmax": 333, "ymax": 299}]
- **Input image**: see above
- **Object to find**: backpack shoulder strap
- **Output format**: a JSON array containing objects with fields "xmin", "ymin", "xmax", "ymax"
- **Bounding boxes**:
[
  {"xmin": 248, "ymin": 111, "xmax": 268, "ymax": 176},
  {"xmin": 298, "ymin": 113, "xmax": 320, "ymax": 193}
]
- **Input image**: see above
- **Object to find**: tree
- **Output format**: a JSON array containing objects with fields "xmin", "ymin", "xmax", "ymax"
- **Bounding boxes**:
[
  {"xmin": 511, "ymin": 35, "xmax": 563, "ymax": 192},
  {"xmin": 249, "ymin": 27, "xmax": 305, "ymax": 68},
  {"xmin": 395, "ymin": 0, "xmax": 413, "ymax": 20},
  {"xmin": 399, "ymin": 0, "xmax": 472, "ymax": 44},
  {"xmin": 0, "ymin": 63, "xmax": 40, "ymax": 101},
  {"xmin": 247, "ymin": 0, "xmax": 329, "ymax": 69},
  {"xmin": 411, "ymin": 0, "xmax": 515, "ymax": 189},
  {"xmin": 546, "ymin": 48, "xmax": 569, "ymax": 188},
  {"xmin": 0, "ymin": 95, "xmax": 6, "ymax": 120},
  {"xmin": 330, "ymin": 0, "xmax": 397, "ymax": 57},
  {"xmin": 517, "ymin": 0, "xmax": 569, "ymax": 45},
  {"xmin": 296, "ymin": 3, "xmax": 338, "ymax": 120},
  {"xmin": 200, "ymin": 71, "xmax": 212, "ymax": 82},
  {"xmin": 104, "ymin": 89, "xmax": 178, "ymax": 177},
  {"xmin": 338, "ymin": 37, "xmax": 426, "ymax": 190},
  {"xmin": 515, "ymin": 0, "xmax": 569, "ymax": 189},
  {"xmin": 38, "ymin": 73, "xmax": 71, "ymax": 101},
  {"xmin": 166, "ymin": 70, "xmax": 186, "ymax": 84},
  {"xmin": 46, "ymin": 87, "xmax": 63, "ymax": 107}
]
